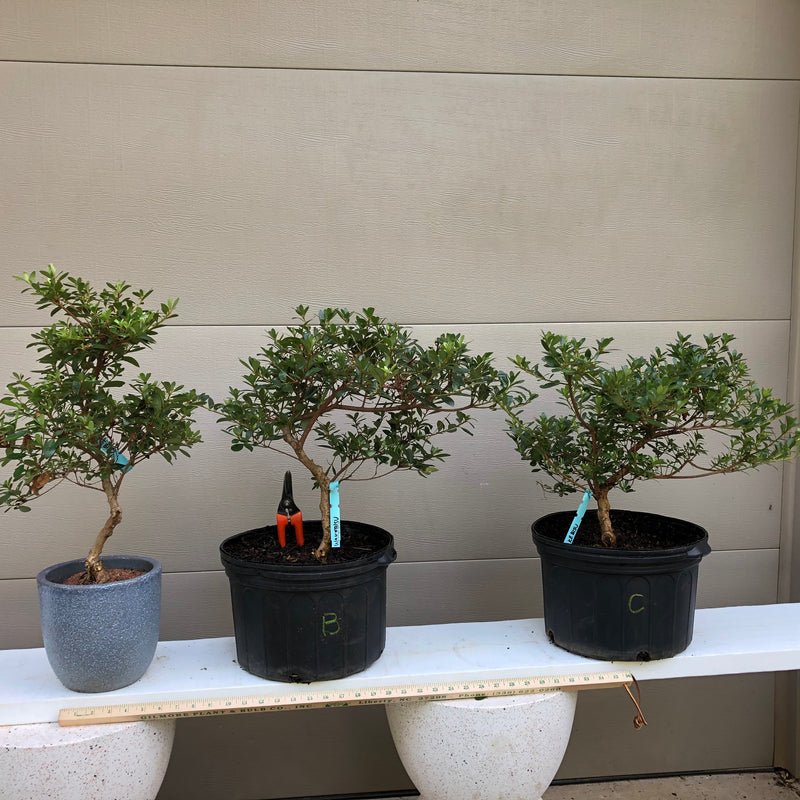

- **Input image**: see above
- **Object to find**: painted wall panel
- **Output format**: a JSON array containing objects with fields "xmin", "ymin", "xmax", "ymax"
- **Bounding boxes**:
[
  {"xmin": 157, "ymin": 705, "xmax": 414, "ymax": 800},
  {"xmin": 0, "ymin": 548, "xmax": 780, "ymax": 652},
  {"xmin": 0, "ymin": 321, "xmax": 790, "ymax": 578},
  {"xmin": 2, "ymin": 1, "xmax": 800, "ymax": 79},
  {"xmin": 558, "ymin": 673, "xmax": 777, "ymax": 780},
  {"xmin": 2, "ymin": 64, "xmax": 797, "ymax": 326},
  {"xmin": 1, "ymin": 2, "xmax": 798, "ymax": 791}
]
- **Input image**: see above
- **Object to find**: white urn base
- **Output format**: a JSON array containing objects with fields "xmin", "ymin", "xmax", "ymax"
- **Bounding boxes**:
[
  {"xmin": 0, "ymin": 719, "xmax": 176, "ymax": 800},
  {"xmin": 386, "ymin": 690, "xmax": 577, "ymax": 800}
]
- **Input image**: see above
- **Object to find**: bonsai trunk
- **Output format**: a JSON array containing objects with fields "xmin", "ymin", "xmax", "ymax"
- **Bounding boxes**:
[
  {"xmin": 84, "ymin": 477, "xmax": 122, "ymax": 583},
  {"xmin": 595, "ymin": 488, "xmax": 616, "ymax": 547},
  {"xmin": 316, "ymin": 478, "xmax": 332, "ymax": 560},
  {"xmin": 282, "ymin": 428, "xmax": 333, "ymax": 559}
]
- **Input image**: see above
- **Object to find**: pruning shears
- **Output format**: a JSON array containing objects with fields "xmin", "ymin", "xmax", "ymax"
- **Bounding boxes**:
[{"xmin": 276, "ymin": 471, "xmax": 304, "ymax": 548}]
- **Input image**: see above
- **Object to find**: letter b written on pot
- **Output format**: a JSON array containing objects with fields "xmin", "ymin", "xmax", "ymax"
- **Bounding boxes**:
[{"xmin": 321, "ymin": 612, "xmax": 341, "ymax": 637}]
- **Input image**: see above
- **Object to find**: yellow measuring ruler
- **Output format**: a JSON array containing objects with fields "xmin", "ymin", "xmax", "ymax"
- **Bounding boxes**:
[{"xmin": 58, "ymin": 670, "xmax": 634, "ymax": 726}]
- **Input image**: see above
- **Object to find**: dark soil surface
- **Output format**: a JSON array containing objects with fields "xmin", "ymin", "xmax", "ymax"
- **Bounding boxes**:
[
  {"xmin": 536, "ymin": 509, "xmax": 705, "ymax": 550},
  {"xmin": 61, "ymin": 568, "xmax": 144, "ymax": 585},
  {"xmin": 223, "ymin": 521, "xmax": 389, "ymax": 566}
]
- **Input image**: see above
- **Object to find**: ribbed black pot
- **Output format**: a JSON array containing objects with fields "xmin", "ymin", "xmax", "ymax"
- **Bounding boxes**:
[
  {"xmin": 532, "ymin": 510, "xmax": 711, "ymax": 661},
  {"xmin": 220, "ymin": 520, "xmax": 396, "ymax": 683}
]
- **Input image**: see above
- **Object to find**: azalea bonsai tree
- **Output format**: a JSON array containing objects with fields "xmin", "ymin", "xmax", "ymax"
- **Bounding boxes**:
[
  {"xmin": 216, "ymin": 305, "xmax": 524, "ymax": 559},
  {"xmin": 0, "ymin": 266, "xmax": 207, "ymax": 583},
  {"xmin": 505, "ymin": 331, "xmax": 800, "ymax": 547}
]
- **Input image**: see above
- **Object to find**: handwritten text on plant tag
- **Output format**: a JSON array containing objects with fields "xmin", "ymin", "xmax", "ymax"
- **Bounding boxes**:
[
  {"xmin": 330, "ymin": 481, "xmax": 341, "ymax": 548},
  {"xmin": 564, "ymin": 490, "xmax": 592, "ymax": 544}
]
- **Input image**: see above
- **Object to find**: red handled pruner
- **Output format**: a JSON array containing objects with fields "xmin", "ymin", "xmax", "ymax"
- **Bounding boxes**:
[{"xmin": 276, "ymin": 471, "xmax": 303, "ymax": 548}]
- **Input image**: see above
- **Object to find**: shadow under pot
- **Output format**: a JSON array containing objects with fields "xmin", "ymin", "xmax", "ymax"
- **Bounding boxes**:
[
  {"xmin": 220, "ymin": 520, "xmax": 396, "ymax": 683},
  {"xmin": 37, "ymin": 555, "xmax": 162, "ymax": 693},
  {"xmin": 532, "ymin": 510, "xmax": 710, "ymax": 662}
]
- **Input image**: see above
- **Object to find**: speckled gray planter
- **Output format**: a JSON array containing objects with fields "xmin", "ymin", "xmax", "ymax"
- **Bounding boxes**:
[
  {"xmin": 0, "ymin": 719, "xmax": 175, "ymax": 800},
  {"xmin": 386, "ymin": 690, "xmax": 577, "ymax": 800},
  {"xmin": 37, "ymin": 556, "xmax": 161, "ymax": 693}
]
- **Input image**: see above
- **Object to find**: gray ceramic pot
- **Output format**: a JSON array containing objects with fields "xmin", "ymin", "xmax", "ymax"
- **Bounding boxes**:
[{"xmin": 37, "ymin": 555, "xmax": 161, "ymax": 693}]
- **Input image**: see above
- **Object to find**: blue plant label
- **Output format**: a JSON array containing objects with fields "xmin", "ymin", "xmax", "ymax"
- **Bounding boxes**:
[
  {"xmin": 330, "ymin": 481, "xmax": 341, "ymax": 548},
  {"xmin": 564, "ymin": 490, "xmax": 593, "ymax": 544},
  {"xmin": 100, "ymin": 437, "xmax": 132, "ymax": 473}
]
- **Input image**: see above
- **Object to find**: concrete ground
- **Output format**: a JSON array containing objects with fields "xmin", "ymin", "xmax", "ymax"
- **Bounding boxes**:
[
  {"xmin": 377, "ymin": 770, "xmax": 800, "ymax": 799},
  {"xmin": 543, "ymin": 771, "xmax": 800, "ymax": 800}
]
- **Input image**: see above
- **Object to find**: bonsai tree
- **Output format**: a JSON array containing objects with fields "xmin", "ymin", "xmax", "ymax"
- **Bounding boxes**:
[
  {"xmin": 0, "ymin": 266, "xmax": 207, "ymax": 583},
  {"xmin": 216, "ymin": 306, "xmax": 524, "ymax": 559},
  {"xmin": 504, "ymin": 331, "xmax": 800, "ymax": 547}
]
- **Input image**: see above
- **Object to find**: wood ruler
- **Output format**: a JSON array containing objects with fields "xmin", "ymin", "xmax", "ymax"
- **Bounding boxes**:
[{"xmin": 58, "ymin": 670, "xmax": 633, "ymax": 726}]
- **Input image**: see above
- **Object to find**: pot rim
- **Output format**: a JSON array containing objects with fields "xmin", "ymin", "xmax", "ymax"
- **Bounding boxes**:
[
  {"xmin": 532, "ymin": 509, "xmax": 710, "ymax": 559},
  {"xmin": 220, "ymin": 519, "xmax": 396, "ymax": 576},
  {"xmin": 37, "ymin": 555, "xmax": 161, "ymax": 590}
]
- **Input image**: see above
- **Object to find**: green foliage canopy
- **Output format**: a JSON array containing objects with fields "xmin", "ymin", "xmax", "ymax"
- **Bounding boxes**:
[
  {"xmin": 505, "ymin": 331, "xmax": 800, "ymax": 546},
  {"xmin": 0, "ymin": 266, "xmax": 207, "ymax": 580},
  {"xmin": 217, "ymin": 306, "xmax": 527, "ymax": 556}
]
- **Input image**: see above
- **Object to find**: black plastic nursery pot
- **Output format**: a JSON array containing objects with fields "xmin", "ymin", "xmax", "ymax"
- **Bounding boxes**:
[
  {"xmin": 220, "ymin": 520, "xmax": 396, "ymax": 683},
  {"xmin": 532, "ymin": 510, "xmax": 711, "ymax": 661}
]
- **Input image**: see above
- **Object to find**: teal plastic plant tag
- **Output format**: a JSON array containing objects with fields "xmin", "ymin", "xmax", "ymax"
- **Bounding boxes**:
[
  {"xmin": 564, "ymin": 490, "xmax": 592, "ymax": 544},
  {"xmin": 100, "ymin": 437, "xmax": 132, "ymax": 473},
  {"xmin": 330, "ymin": 481, "xmax": 341, "ymax": 548}
]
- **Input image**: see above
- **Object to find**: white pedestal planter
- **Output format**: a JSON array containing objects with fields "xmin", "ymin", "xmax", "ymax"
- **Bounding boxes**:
[
  {"xmin": 386, "ymin": 690, "xmax": 577, "ymax": 800},
  {"xmin": 0, "ymin": 719, "xmax": 176, "ymax": 800}
]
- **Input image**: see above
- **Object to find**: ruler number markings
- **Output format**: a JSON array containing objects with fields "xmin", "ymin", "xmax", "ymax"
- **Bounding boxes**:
[{"xmin": 58, "ymin": 670, "xmax": 632, "ymax": 726}]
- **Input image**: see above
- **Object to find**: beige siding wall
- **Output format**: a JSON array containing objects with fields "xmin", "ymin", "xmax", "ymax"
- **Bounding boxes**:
[{"xmin": 1, "ymin": 3, "xmax": 798, "ymax": 797}]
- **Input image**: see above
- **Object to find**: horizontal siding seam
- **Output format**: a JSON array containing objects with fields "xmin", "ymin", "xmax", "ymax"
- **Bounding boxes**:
[
  {"xmin": 0, "ymin": 319, "xmax": 794, "ymax": 332},
  {"xmin": 2, "ymin": 59, "xmax": 800, "ymax": 82},
  {"xmin": 0, "ymin": 549, "xmax": 782, "ymax": 582}
]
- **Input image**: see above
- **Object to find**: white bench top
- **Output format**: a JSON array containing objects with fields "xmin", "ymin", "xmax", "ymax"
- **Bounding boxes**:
[{"xmin": 2, "ymin": 604, "xmax": 799, "ymax": 726}]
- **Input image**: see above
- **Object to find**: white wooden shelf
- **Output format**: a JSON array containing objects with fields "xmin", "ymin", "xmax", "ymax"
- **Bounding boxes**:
[{"xmin": 2, "ymin": 604, "xmax": 799, "ymax": 726}]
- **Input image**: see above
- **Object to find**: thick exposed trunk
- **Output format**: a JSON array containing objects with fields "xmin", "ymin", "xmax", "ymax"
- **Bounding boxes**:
[
  {"xmin": 315, "ymin": 478, "xmax": 332, "ymax": 559},
  {"xmin": 596, "ymin": 488, "xmax": 616, "ymax": 547},
  {"xmin": 282, "ymin": 427, "xmax": 333, "ymax": 559},
  {"xmin": 84, "ymin": 477, "xmax": 122, "ymax": 583}
]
